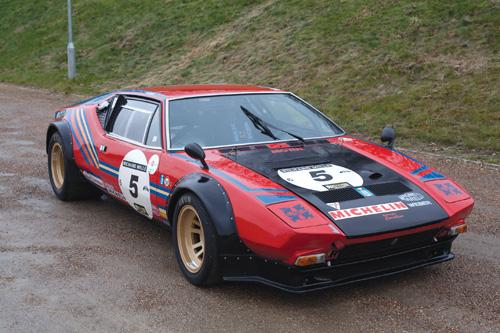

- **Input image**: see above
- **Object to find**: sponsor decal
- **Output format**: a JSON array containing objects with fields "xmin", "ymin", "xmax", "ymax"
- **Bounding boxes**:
[
  {"xmin": 147, "ymin": 155, "xmax": 160, "ymax": 174},
  {"xmin": 279, "ymin": 204, "xmax": 314, "ymax": 222},
  {"xmin": 383, "ymin": 213, "xmax": 404, "ymax": 221},
  {"xmin": 328, "ymin": 201, "xmax": 408, "ymax": 220},
  {"xmin": 323, "ymin": 182, "xmax": 350, "ymax": 190},
  {"xmin": 271, "ymin": 147, "xmax": 304, "ymax": 154},
  {"xmin": 354, "ymin": 187, "xmax": 374, "ymax": 197},
  {"xmin": 133, "ymin": 203, "xmax": 148, "ymax": 217},
  {"xmin": 327, "ymin": 202, "xmax": 341, "ymax": 210},
  {"xmin": 399, "ymin": 192, "xmax": 425, "ymax": 202},
  {"xmin": 407, "ymin": 200, "xmax": 432, "ymax": 208},
  {"xmin": 104, "ymin": 184, "xmax": 126, "ymax": 201},
  {"xmin": 434, "ymin": 182, "xmax": 462, "ymax": 196},
  {"xmin": 122, "ymin": 160, "xmax": 148, "ymax": 172},
  {"xmin": 278, "ymin": 163, "xmax": 363, "ymax": 192},
  {"xmin": 119, "ymin": 150, "xmax": 153, "ymax": 219},
  {"xmin": 160, "ymin": 174, "xmax": 170, "ymax": 186},
  {"xmin": 82, "ymin": 171, "xmax": 104, "ymax": 188}
]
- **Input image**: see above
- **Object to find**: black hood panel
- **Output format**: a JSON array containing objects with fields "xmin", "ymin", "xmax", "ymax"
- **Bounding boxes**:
[{"xmin": 220, "ymin": 141, "xmax": 448, "ymax": 237}]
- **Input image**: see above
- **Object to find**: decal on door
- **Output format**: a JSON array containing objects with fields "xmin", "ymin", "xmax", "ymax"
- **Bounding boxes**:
[
  {"xmin": 277, "ymin": 163, "xmax": 363, "ymax": 192},
  {"xmin": 118, "ymin": 150, "xmax": 159, "ymax": 219}
]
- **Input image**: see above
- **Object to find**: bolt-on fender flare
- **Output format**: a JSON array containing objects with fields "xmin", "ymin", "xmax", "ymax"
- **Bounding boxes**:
[
  {"xmin": 46, "ymin": 121, "xmax": 74, "ymax": 159},
  {"xmin": 46, "ymin": 120, "xmax": 85, "ymax": 183},
  {"xmin": 167, "ymin": 173, "xmax": 247, "ymax": 255}
]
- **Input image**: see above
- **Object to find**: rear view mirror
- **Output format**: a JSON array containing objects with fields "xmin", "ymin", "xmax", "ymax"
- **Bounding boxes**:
[
  {"xmin": 185, "ymin": 143, "xmax": 209, "ymax": 170},
  {"xmin": 381, "ymin": 125, "xmax": 396, "ymax": 148}
]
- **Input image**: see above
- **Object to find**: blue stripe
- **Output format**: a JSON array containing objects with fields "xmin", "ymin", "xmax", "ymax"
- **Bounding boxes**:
[
  {"xmin": 150, "ymin": 188, "xmax": 169, "ymax": 200},
  {"xmin": 79, "ymin": 110, "xmax": 99, "ymax": 164},
  {"xmin": 421, "ymin": 171, "xmax": 445, "ymax": 181},
  {"xmin": 150, "ymin": 182, "xmax": 172, "ymax": 193},
  {"xmin": 411, "ymin": 165, "xmax": 428, "ymax": 175},
  {"xmin": 74, "ymin": 113, "xmax": 97, "ymax": 168},
  {"xmin": 256, "ymin": 195, "xmax": 297, "ymax": 204},
  {"xmin": 68, "ymin": 116, "xmax": 92, "ymax": 167},
  {"xmin": 100, "ymin": 161, "xmax": 120, "ymax": 172},
  {"xmin": 101, "ymin": 167, "xmax": 118, "ymax": 178}
]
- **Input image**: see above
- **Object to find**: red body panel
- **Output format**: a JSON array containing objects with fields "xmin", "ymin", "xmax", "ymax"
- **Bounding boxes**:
[{"xmin": 54, "ymin": 86, "xmax": 474, "ymax": 267}]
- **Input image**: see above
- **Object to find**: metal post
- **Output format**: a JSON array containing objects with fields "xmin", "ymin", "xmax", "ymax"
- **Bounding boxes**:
[{"xmin": 67, "ymin": 0, "xmax": 76, "ymax": 79}]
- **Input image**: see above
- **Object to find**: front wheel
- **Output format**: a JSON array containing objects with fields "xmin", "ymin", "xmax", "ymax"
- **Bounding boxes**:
[
  {"xmin": 48, "ymin": 131, "xmax": 99, "ymax": 201},
  {"xmin": 172, "ymin": 193, "xmax": 221, "ymax": 286}
]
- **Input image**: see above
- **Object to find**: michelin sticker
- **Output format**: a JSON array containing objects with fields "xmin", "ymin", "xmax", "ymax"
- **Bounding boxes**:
[
  {"xmin": 278, "ymin": 163, "xmax": 363, "ymax": 192},
  {"xmin": 118, "ymin": 150, "xmax": 156, "ymax": 219}
]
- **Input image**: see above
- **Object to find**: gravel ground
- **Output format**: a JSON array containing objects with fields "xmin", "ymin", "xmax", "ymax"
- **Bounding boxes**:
[{"xmin": 0, "ymin": 83, "xmax": 499, "ymax": 333}]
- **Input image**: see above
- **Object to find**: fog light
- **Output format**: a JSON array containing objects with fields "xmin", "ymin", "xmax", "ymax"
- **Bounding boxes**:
[
  {"xmin": 449, "ymin": 224, "xmax": 467, "ymax": 236},
  {"xmin": 294, "ymin": 253, "xmax": 326, "ymax": 267}
]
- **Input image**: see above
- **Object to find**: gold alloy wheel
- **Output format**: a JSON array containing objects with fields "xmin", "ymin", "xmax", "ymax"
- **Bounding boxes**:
[
  {"xmin": 177, "ymin": 205, "xmax": 205, "ymax": 273},
  {"xmin": 51, "ymin": 142, "xmax": 65, "ymax": 190}
]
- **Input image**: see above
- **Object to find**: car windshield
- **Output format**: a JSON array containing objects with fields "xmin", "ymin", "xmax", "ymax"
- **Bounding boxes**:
[{"xmin": 168, "ymin": 93, "xmax": 343, "ymax": 149}]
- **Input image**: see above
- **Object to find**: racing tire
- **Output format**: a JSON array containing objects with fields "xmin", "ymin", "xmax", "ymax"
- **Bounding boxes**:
[
  {"xmin": 173, "ymin": 193, "xmax": 221, "ymax": 286},
  {"xmin": 48, "ymin": 131, "xmax": 99, "ymax": 201}
]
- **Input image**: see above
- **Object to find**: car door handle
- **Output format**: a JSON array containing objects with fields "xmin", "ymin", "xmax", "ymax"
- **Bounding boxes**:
[{"xmin": 99, "ymin": 145, "xmax": 107, "ymax": 152}]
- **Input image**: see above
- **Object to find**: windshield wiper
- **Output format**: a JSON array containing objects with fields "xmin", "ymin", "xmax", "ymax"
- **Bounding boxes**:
[
  {"xmin": 240, "ymin": 106, "xmax": 305, "ymax": 142},
  {"xmin": 240, "ymin": 106, "xmax": 279, "ymax": 141}
]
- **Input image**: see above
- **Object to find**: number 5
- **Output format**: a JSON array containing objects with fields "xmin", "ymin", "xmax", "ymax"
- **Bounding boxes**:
[
  {"xmin": 129, "ymin": 175, "xmax": 139, "ymax": 198},
  {"xmin": 309, "ymin": 170, "xmax": 333, "ymax": 182}
]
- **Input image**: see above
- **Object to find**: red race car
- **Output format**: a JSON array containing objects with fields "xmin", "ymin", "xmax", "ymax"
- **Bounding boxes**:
[{"xmin": 46, "ymin": 85, "xmax": 473, "ymax": 292}]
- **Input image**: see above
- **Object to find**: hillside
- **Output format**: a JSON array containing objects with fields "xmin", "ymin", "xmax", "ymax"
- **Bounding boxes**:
[{"xmin": 0, "ymin": 0, "xmax": 498, "ymax": 160}]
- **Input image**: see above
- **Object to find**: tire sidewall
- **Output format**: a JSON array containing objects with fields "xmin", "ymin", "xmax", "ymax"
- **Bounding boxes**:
[{"xmin": 172, "ymin": 193, "xmax": 220, "ymax": 286}]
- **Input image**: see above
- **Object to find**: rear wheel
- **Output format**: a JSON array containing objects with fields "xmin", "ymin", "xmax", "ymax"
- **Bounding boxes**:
[
  {"xmin": 48, "ymin": 131, "xmax": 99, "ymax": 201},
  {"xmin": 173, "ymin": 193, "xmax": 220, "ymax": 286}
]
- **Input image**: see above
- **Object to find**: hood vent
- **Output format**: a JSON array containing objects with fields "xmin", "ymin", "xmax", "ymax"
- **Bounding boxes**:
[
  {"xmin": 315, "ymin": 188, "xmax": 364, "ymax": 203},
  {"xmin": 365, "ymin": 182, "xmax": 411, "ymax": 196}
]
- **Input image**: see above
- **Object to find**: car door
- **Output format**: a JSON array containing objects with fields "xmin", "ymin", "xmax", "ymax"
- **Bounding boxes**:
[{"xmin": 98, "ymin": 94, "xmax": 163, "ymax": 219}]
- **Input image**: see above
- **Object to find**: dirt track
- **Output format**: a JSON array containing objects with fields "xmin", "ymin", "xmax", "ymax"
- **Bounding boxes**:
[{"xmin": 0, "ymin": 83, "xmax": 499, "ymax": 333}]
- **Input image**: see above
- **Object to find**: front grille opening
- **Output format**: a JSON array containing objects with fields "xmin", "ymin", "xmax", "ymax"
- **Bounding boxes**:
[{"xmin": 334, "ymin": 228, "xmax": 440, "ymax": 264}]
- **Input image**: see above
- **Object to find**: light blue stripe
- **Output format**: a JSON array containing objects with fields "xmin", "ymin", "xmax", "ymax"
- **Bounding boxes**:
[{"xmin": 256, "ymin": 195, "xmax": 297, "ymax": 204}]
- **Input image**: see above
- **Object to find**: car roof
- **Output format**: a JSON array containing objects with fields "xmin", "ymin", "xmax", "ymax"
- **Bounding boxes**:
[{"xmin": 143, "ymin": 85, "xmax": 285, "ymax": 99}]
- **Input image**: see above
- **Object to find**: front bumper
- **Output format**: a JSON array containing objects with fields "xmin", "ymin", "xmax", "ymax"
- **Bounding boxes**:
[{"xmin": 222, "ymin": 238, "xmax": 455, "ymax": 293}]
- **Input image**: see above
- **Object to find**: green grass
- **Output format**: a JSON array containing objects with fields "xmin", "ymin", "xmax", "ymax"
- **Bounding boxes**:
[{"xmin": 0, "ymin": 0, "xmax": 498, "ymax": 161}]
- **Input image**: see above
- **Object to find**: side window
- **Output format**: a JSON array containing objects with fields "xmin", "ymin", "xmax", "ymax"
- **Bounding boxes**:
[
  {"xmin": 108, "ymin": 97, "xmax": 159, "ymax": 144},
  {"xmin": 145, "ymin": 110, "xmax": 162, "ymax": 147}
]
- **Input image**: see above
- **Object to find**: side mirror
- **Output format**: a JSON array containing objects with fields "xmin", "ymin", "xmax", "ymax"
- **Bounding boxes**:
[
  {"xmin": 381, "ymin": 125, "xmax": 396, "ymax": 148},
  {"xmin": 185, "ymin": 143, "xmax": 209, "ymax": 170}
]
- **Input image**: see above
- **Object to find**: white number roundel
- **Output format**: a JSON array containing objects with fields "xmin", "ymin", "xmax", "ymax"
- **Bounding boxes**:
[
  {"xmin": 277, "ymin": 163, "xmax": 363, "ymax": 192},
  {"xmin": 118, "ymin": 150, "xmax": 153, "ymax": 218}
]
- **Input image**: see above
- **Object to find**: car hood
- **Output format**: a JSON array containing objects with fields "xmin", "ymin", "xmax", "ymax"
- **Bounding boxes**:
[{"xmin": 218, "ymin": 139, "xmax": 448, "ymax": 237}]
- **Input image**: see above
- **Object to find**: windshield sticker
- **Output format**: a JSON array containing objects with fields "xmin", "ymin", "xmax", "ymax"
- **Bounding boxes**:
[{"xmin": 278, "ymin": 163, "xmax": 363, "ymax": 192}]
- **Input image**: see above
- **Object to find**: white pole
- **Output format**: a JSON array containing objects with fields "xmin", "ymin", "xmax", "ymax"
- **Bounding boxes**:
[{"xmin": 67, "ymin": 0, "xmax": 76, "ymax": 79}]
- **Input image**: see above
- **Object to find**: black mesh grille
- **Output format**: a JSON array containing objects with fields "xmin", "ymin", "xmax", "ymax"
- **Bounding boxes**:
[
  {"xmin": 314, "ymin": 188, "xmax": 364, "ymax": 203},
  {"xmin": 334, "ymin": 228, "xmax": 440, "ymax": 264},
  {"xmin": 365, "ymin": 182, "xmax": 411, "ymax": 196}
]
